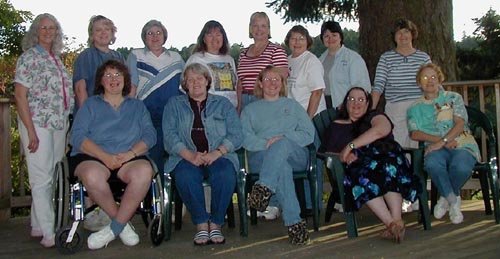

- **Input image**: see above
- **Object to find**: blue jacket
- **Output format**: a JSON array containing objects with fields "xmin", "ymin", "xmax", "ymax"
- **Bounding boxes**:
[{"xmin": 162, "ymin": 94, "xmax": 243, "ymax": 173}]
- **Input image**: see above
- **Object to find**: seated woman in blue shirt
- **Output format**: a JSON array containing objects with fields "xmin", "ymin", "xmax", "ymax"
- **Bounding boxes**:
[
  {"xmin": 70, "ymin": 60, "xmax": 156, "ymax": 250},
  {"xmin": 163, "ymin": 63, "xmax": 242, "ymax": 246},
  {"xmin": 241, "ymin": 65, "xmax": 315, "ymax": 245}
]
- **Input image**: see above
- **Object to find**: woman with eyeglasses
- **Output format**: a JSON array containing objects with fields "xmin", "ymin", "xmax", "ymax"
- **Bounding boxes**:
[
  {"xmin": 14, "ymin": 13, "xmax": 74, "ymax": 248},
  {"xmin": 408, "ymin": 63, "xmax": 479, "ymax": 224},
  {"xmin": 241, "ymin": 66, "xmax": 315, "ymax": 245},
  {"xmin": 69, "ymin": 60, "xmax": 156, "ymax": 250},
  {"xmin": 163, "ymin": 63, "xmax": 242, "ymax": 246},
  {"xmin": 322, "ymin": 86, "xmax": 420, "ymax": 243},
  {"xmin": 127, "ymin": 19, "xmax": 184, "ymax": 170}
]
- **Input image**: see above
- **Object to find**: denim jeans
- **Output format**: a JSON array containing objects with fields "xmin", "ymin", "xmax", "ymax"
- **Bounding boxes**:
[
  {"xmin": 424, "ymin": 148, "xmax": 477, "ymax": 197},
  {"xmin": 172, "ymin": 158, "xmax": 236, "ymax": 226},
  {"xmin": 248, "ymin": 138, "xmax": 308, "ymax": 226}
]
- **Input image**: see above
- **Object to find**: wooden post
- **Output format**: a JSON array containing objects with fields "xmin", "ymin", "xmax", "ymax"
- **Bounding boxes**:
[{"xmin": 0, "ymin": 98, "xmax": 12, "ymax": 221}]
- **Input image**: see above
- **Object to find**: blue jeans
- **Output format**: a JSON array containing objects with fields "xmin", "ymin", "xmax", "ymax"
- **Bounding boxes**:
[
  {"xmin": 149, "ymin": 125, "xmax": 166, "ymax": 172},
  {"xmin": 172, "ymin": 158, "xmax": 236, "ymax": 226},
  {"xmin": 248, "ymin": 138, "xmax": 308, "ymax": 226},
  {"xmin": 424, "ymin": 148, "xmax": 476, "ymax": 197}
]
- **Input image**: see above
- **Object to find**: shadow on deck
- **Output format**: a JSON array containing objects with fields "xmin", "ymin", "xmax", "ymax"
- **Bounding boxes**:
[{"xmin": 1, "ymin": 200, "xmax": 499, "ymax": 259}]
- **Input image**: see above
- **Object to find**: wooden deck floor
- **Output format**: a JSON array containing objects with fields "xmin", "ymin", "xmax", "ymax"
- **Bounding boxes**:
[{"xmin": 1, "ymin": 200, "xmax": 499, "ymax": 259}]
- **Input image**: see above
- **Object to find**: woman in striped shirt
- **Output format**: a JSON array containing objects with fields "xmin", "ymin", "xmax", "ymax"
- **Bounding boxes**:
[
  {"xmin": 371, "ymin": 18, "xmax": 431, "ymax": 149},
  {"xmin": 236, "ymin": 11, "xmax": 288, "ymax": 113}
]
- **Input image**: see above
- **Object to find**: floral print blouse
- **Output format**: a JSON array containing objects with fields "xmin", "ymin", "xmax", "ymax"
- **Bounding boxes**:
[
  {"xmin": 15, "ymin": 45, "xmax": 74, "ymax": 130},
  {"xmin": 407, "ymin": 90, "xmax": 480, "ymax": 160}
]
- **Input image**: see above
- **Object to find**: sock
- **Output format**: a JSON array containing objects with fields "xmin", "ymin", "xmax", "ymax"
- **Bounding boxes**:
[
  {"xmin": 110, "ymin": 219, "xmax": 126, "ymax": 236},
  {"xmin": 446, "ymin": 194, "xmax": 457, "ymax": 205}
]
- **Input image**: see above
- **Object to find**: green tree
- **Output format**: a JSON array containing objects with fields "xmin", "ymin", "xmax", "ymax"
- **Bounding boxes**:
[
  {"xmin": 0, "ymin": 0, "xmax": 32, "ymax": 57},
  {"xmin": 456, "ymin": 9, "xmax": 500, "ymax": 80},
  {"xmin": 266, "ymin": 0, "xmax": 458, "ymax": 81}
]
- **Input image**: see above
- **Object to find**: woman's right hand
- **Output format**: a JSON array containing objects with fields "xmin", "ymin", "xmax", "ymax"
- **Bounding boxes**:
[
  {"xmin": 188, "ymin": 151, "xmax": 206, "ymax": 167},
  {"xmin": 424, "ymin": 141, "xmax": 445, "ymax": 155},
  {"xmin": 102, "ymin": 154, "xmax": 122, "ymax": 170},
  {"xmin": 26, "ymin": 129, "xmax": 39, "ymax": 153},
  {"xmin": 266, "ymin": 136, "xmax": 282, "ymax": 148}
]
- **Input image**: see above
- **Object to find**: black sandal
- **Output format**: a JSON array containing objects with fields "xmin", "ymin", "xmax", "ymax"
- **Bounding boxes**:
[{"xmin": 193, "ymin": 230, "xmax": 210, "ymax": 246}]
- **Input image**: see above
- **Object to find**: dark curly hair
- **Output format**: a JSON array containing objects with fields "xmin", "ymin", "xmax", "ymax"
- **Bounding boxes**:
[{"xmin": 94, "ymin": 60, "xmax": 131, "ymax": 96}]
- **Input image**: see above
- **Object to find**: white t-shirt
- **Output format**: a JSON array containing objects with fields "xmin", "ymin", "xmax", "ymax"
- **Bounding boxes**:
[
  {"xmin": 186, "ymin": 52, "xmax": 238, "ymax": 107},
  {"xmin": 287, "ymin": 51, "xmax": 326, "ymax": 115}
]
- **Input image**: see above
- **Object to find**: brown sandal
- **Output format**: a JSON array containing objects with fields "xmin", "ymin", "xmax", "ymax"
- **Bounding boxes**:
[{"xmin": 389, "ymin": 219, "xmax": 406, "ymax": 244}]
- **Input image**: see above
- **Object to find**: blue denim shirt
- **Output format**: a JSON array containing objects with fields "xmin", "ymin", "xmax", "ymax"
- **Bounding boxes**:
[
  {"xmin": 70, "ymin": 95, "xmax": 156, "ymax": 156},
  {"xmin": 162, "ymin": 94, "xmax": 243, "ymax": 173}
]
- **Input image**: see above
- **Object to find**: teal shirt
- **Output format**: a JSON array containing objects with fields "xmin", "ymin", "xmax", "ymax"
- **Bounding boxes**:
[
  {"xmin": 241, "ymin": 97, "xmax": 315, "ymax": 151},
  {"xmin": 407, "ymin": 90, "xmax": 480, "ymax": 160}
]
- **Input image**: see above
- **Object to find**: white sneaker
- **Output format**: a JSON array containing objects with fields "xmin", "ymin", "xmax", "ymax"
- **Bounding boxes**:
[
  {"xmin": 334, "ymin": 203, "xmax": 344, "ymax": 213},
  {"xmin": 87, "ymin": 225, "xmax": 115, "ymax": 250},
  {"xmin": 40, "ymin": 235, "xmax": 55, "ymax": 248},
  {"xmin": 449, "ymin": 196, "xmax": 464, "ymax": 224},
  {"xmin": 84, "ymin": 209, "xmax": 111, "ymax": 232},
  {"xmin": 246, "ymin": 206, "xmax": 280, "ymax": 220},
  {"xmin": 434, "ymin": 196, "xmax": 449, "ymax": 219},
  {"xmin": 119, "ymin": 223, "xmax": 139, "ymax": 246},
  {"xmin": 260, "ymin": 206, "xmax": 280, "ymax": 220},
  {"xmin": 411, "ymin": 200, "xmax": 420, "ymax": 211},
  {"xmin": 402, "ymin": 200, "xmax": 413, "ymax": 213}
]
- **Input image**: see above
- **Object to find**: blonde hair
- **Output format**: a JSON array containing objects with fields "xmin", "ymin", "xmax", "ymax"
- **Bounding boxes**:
[
  {"xmin": 248, "ymin": 12, "xmax": 271, "ymax": 39},
  {"xmin": 416, "ymin": 63, "xmax": 445, "ymax": 85},
  {"xmin": 253, "ymin": 66, "xmax": 287, "ymax": 99},
  {"xmin": 87, "ymin": 15, "xmax": 117, "ymax": 47}
]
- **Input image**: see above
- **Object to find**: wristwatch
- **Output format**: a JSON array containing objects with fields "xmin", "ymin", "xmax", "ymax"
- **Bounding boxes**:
[
  {"xmin": 348, "ymin": 142, "xmax": 355, "ymax": 149},
  {"xmin": 442, "ymin": 137, "xmax": 449, "ymax": 143}
]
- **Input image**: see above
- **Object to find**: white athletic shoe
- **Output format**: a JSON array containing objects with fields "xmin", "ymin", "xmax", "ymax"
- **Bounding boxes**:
[
  {"xmin": 434, "ymin": 196, "xmax": 449, "ymax": 219},
  {"xmin": 84, "ymin": 209, "xmax": 111, "ymax": 232}
]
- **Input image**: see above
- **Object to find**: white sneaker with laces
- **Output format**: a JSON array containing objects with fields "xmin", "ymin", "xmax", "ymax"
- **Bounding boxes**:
[
  {"xmin": 119, "ymin": 223, "xmax": 140, "ymax": 246},
  {"xmin": 87, "ymin": 225, "xmax": 115, "ymax": 250},
  {"xmin": 449, "ymin": 196, "xmax": 464, "ymax": 224},
  {"xmin": 84, "ymin": 209, "xmax": 111, "ymax": 232},
  {"xmin": 434, "ymin": 196, "xmax": 449, "ymax": 219}
]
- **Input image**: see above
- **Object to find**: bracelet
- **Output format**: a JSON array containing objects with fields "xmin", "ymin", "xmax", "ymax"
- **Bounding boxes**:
[{"xmin": 130, "ymin": 149, "xmax": 138, "ymax": 157}]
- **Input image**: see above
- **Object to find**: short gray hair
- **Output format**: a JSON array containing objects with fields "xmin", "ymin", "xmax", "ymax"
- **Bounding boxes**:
[{"xmin": 141, "ymin": 20, "xmax": 168, "ymax": 47}]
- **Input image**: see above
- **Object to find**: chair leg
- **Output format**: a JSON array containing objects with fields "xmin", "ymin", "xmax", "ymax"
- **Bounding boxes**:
[
  {"xmin": 174, "ymin": 190, "xmax": 183, "ymax": 231},
  {"xmin": 419, "ymin": 186, "xmax": 432, "ymax": 230},
  {"xmin": 226, "ymin": 202, "xmax": 236, "ymax": 228},
  {"xmin": 487, "ymin": 165, "xmax": 500, "ymax": 224},
  {"xmin": 236, "ymin": 178, "xmax": 248, "ymax": 237},
  {"xmin": 324, "ymin": 194, "xmax": 335, "ymax": 223},
  {"xmin": 345, "ymin": 212, "xmax": 358, "ymax": 238},
  {"xmin": 479, "ymin": 170, "xmax": 492, "ymax": 215},
  {"xmin": 294, "ymin": 179, "xmax": 307, "ymax": 219},
  {"xmin": 430, "ymin": 182, "xmax": 438, "ymax": 214},
  {"xmin": 163, "ymin": 174, "xmax": 173, "ymax": 241}
]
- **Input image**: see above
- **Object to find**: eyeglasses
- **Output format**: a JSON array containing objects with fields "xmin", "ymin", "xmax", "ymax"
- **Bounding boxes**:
[
  {"xmin": 262, "ymin": 77, "xmax": 280, "ymax": 83},
  {"xmin": 104, "ymin": 72, "xmax": 123, "ymax": 79},
  {"xmin": 347, "ymin": 97, "xmax": 367, "ymax": 103},
  {"xmin": 290, "ymin": 36, "xmax": 306, "ymax": 42},
  {"xmin": 40, "ymin": 25, "xmax": 57, "ymax": 31},
  {"xmin": 147, "ymin": 31, "xmax": 162, "ymax": 36},
  {"xmin": 421, "ymin": 75, "xmax": 437, "ymax": 83}
]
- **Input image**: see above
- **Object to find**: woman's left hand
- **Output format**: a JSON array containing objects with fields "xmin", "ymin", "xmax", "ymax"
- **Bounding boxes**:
[
  {"xmin": 425, "ymin": 141, "xmax": 445, "ymax": 155},
  {"xmin": 116, "ymin": 151, "xmax": 135, "ymax": 164},
  {"xmin": 339, "ymin": 146, "xmax": 358, "ymax": 164},
  {"xmin": 201, "ymin": 151, "xmax": 222, "ymax": 166}
]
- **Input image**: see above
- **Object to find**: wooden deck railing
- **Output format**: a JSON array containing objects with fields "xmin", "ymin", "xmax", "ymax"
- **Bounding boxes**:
[
  {"xmin": 443, "ymin": 79, "xmax": 500, "ymax": 161},
  {"xmin": 1, "ymin": 79, "xmax": 499, "ymax": 221}
]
